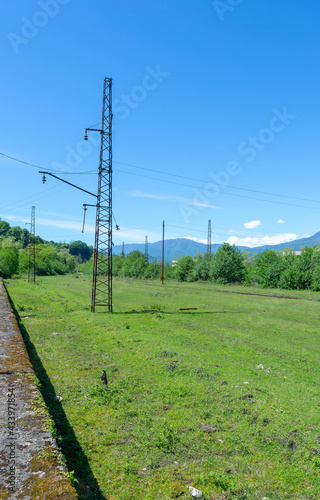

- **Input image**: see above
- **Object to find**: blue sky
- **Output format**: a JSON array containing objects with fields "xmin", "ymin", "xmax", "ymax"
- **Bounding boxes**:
[{"xmin": 1, "ymin": 0, "xmax": 320, "ymax": 248}]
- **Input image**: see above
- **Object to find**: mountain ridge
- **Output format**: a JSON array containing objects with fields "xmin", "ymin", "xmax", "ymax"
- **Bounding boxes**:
[{"xmin": 113, "ymin": 232, "xmax": 320, "ymax": 262}]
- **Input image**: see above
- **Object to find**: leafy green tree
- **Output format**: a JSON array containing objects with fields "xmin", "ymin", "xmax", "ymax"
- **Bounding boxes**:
[
  {"xmin": 113, "ymin": 254, "xmax": 124, "ymax": 276},
  {"xmin": 279, "ymin": 247, "xmax": 314, "ymax": 290},
  {"xmin": 20, "ymin": 228, "xmax": 30, "ymax": 248},
  {"xmin": 120, "ymin": 250, "xmax": 148, "ymax": 278},
  {"xmin": 18, "ymin": 248, "xmax": 29, "ymax": 273},
  {"xmin": 57, "ymin": 248, "xmax": 77, "ymax": 272},
  {"xmin": 174, "ymin": 255, "xmax": 195, "ymax": 282},
  {"xmin": 7, "ymin": 226, "xmax": 23, "ymax": 241},
  {"xmin": 251, "ymin": 250, "xmax": 279, "ymax": 287},
  {"xmin": 0, "ymin": 221, "xmax": 10, "ymax": 236},
  {"xmin": 144, "ymin": 262, "xmax": 161, "ymax": 280},
  {"xmin": 69, "ymin": 240, "xmax": 92, "ymax": 262},
  {"xmin": 164, "ymin": 263, "xmax": 174, "ymax": 280},
  {"xmin": 0, "ymin": 247, "xmax": 19, "ymax": 278},
  {"xmin": 249, "ymin": 250, "xmax": 294, "ymax": 288},
  {"xmin": 1, "ymin": 236, "xmax": 22, "ymax": 251},
  {"xmin": 211, "ymin": 243, "xmax": 245, "ymax": 284},
  {"xmin": 311, "ymin": 248, "xmax": 320, "ymax": 291},
  {"xmin": 79, "ymin": 255, "xmax": 94, "ymax": 275},
  {"xmin": 34, "ymin": 235, "xmax": 44, "ymax": 245},
  {"xmin": 191, "ymin": 252, "xmax": 213, "ymax": 281}
]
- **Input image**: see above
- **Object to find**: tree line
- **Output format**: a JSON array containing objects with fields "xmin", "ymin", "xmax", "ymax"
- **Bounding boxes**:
[
  {"xmin": 170, "ymin": 244, "xmax": 320, "ymax": 291},
  {"xmin": 88, "ymin": 244, "xmax": 320, "ymax": 291},
  {"xmin": 0, "ymin": 220, "xmax": 92, "ymax": 278},
  {"xmin": 1, "ymin": 219, "xmax": 320, "ymax": 291}
]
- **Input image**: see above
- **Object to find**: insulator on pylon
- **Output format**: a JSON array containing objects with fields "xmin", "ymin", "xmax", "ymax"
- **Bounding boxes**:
[{"xmin": 82, "ymin": 205, "xmax": 88, "ymax": 233}]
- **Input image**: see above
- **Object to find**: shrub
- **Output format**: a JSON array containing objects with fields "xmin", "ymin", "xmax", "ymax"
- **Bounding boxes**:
[
  {"xmin": 0, "ymin": 247, "xmax": 19, "ymax": 278},
  {"xmin": 174, "ymin": 255, "xmax": 195, "ymax": 282},
  {"xmin": 210, "ymin": 243, "xmax": 245, "ymax": 284}
]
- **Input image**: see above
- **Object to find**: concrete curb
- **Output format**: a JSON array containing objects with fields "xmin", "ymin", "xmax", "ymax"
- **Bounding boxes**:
[{"xmin": 0, "ymin": 280, "xmax": 78, "ymax": 499}]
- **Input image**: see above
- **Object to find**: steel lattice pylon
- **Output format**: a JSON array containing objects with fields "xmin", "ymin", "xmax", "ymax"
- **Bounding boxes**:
[
  {"xmin": 28, "ymin": 206, "xmax": 36, "ymax": 283},
  {"xmin": 91, "ymin": 78, "xmax": 113, "ymax": 312},
  {"xmin": 207, "ymin": 219, "xmax": 212, "ymax": 254},
  {"xmin": 145, "ymin": 235, "xmax": 148, "ymax": 262}
]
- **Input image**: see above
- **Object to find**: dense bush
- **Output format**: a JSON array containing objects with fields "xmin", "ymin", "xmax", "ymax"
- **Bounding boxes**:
[
  {"xmin": 119, "ymin": 250, "xmax": 148, "ymax": 278},
  {"xmin": 248, "ymin": 250, "xmax": 294, "ymax": 288},
  {"xmin": 109, "ymin": 244, "xmax": 320, "ymax": 292},
  {"xmin": 18, "ymin": 245, "xmax": 77, "ymax": 276},
  {"xmin": 174, "ymin": 255, "xmax": 195, "ymax": 282},
  {"xmin": 0, "ymin": 220, "xmax": 88, "ymax": 278},
  {"xmin": 0, "ymin": 248, "xmax": 19, "ymax": 278},
  {"xmin": 210, "ymin": 243, "xmax": 245, "ymax": 284},
  {"xmin": 248, "ymin": 246, "xmax": 320, "ymax": 291},
  {"xmin": 112, "ymin": 252, "xmax": 174, "ymax": 281},
  {"xmin": 69, "ymin": 240, "xmax": 93, "ymax": 262},
  {"xmin": 191, "ymin": 252, "xmax": 214, "ymax": 281}
]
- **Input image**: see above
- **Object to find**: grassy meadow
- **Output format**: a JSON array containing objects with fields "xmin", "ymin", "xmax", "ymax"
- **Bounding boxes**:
[{"xmin": 4, "ymin": 275, "xmax": 320, "ymax": 500}]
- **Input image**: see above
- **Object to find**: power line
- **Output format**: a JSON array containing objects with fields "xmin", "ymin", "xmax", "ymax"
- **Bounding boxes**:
[
  {"xmin": 114, "ymin": 160, "xmax": 320, "ymax": 205},
  {"xmin": 0, "ymin": 151, "xmax": 97, "ymax": 175},
  {"xmin": 0, "ymin": 184, "xmax": 61, "ymax": 212},
  {"xmin": 0, "ymin": 148, "xmax": 320, "ymax": 203},
  {"xmin": 2, "ymin": 149, "xmax": 318, "ymax": 204},
  {"xmin": 115, "ymin": 168, "xmax": 320, "ymax": 211}
]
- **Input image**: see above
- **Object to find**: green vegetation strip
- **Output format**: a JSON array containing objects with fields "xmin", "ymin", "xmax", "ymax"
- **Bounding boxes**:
[{"xmin": 6, "ymin": 275, "xmax": 320, "ymax": 499}]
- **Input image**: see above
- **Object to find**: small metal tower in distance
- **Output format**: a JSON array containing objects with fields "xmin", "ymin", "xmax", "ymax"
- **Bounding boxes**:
[
  {"xmin": 207, "ymin": 220, "xmax": 212, "ymax": 254},
  {"xmin": 121, "ymin": 241, "xmax": 125, "ymax": 257},
  {"xmin": 28, "ymin": 206, "xmax": 36, "ymax": 283},
  {"xmin": 161, "ymin": 221, "xmax": 165, "ymax": 284},
  {"xmin": 145, "ymin": 236, "xmax": 148, "ymax": 262},
  {"xmin": 91, "ymin": 77, "xmax": 113, "ymax": 312}
]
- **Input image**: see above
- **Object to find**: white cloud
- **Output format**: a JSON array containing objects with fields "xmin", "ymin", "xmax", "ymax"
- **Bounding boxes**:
[
  {"xmin": 114, "ymin": 227, "xmax": 161, "ymax": 244},
  {"xmin": 243, "ymin": 220, "xmax": 262, "ymax": 229},
  {"xmin": 2, "ymin": 213, "xmax": 162, "ymax": 245},
  {"xmin": 185, "ymin": 236, "xmax": 208, "ymax": 245},
  {"xmin": 37, "ymin": 209, "xmax": 86, "ymax": 221},
  {"xmin": 2, "ymin": 214, "xmax": 95, "ymax": 233},
  {"xmin": 227, "ymin": 233, "xmax": 297, "ymax": 248},
  {"xmin": 277, "ymin": 219, "xmax": 285, "ymax": 224},
  {"xmin": 129, "ymin": 190, "xmax": 218, "ymax": 209},
  {"xmin": 37, "ymin": 218, "xmax": 95, "ymax": 233}
]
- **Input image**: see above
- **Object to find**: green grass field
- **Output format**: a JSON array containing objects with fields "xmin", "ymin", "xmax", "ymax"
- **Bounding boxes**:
[{"xmin": 5, "ymin": 275, "xmax": 320, "ymax": 499}]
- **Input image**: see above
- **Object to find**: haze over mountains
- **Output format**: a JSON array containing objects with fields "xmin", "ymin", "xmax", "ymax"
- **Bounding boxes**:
[{"xmin": 113, "ymin": 232, "xmax": 320, "ymax": 262}]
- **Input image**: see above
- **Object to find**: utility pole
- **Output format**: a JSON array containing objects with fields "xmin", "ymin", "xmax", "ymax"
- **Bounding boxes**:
[
  {"xmin": 85, "ymin": 77, "xmax": 113, "ymax": 312},
  {"xmin": 207, "ymin": 219, "xmax": 212, "ymax": 254},
  {"xmin": 161, "ymin": 220, "xmax": 165, "ymax": 284},
  {"xmin": 121, "ymin": 241, "xmax": 125, "ymax": 257},
  {"xmin": 145, "ymin": 235, "xmax": 148, "ymax": 262},
  {"xmin": 28, "ymin": 206, "xmax": 36, "ymax": 283}
]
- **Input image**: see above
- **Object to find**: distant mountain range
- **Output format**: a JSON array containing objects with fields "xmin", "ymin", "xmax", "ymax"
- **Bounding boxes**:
[{"xmin": 113, "ymin": 232, "xmax": 320, "ymax": 263}]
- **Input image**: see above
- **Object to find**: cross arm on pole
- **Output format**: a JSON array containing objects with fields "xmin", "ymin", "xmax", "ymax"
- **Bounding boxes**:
[
  {"xmin": 39, "ymin": 171, "xmax": 97, "ymax": 198},
  {"xmin": 84, "ymin": 128, "xmax": 103, "ymax": 140}
]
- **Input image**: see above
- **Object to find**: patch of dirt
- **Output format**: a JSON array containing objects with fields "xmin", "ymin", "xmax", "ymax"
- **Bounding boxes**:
[
  {"xmin": 198, "ymin": 424, "xmax": 223, "ymax": 433},
  {"xmin": 166, "ymin": 361, "xmax": 178, "ymax": 371}
]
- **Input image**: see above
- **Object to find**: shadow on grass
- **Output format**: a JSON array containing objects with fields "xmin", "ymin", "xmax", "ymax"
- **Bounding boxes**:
[{"xmin": 5, "ymin": 287, "xmax": 106, "ymax": 500}]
